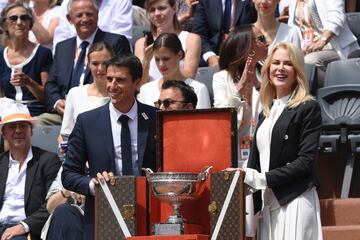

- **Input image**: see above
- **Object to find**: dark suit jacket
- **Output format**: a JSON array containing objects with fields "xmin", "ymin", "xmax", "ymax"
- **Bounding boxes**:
[
  {"xmin": 45, "ymin": 28, "xmax": 131, "ymax": 111},
  {"xmin": 62, "ymin": 101, "xmax": 157, "ymax": 240},
  {"xmin": 193, "ymin": 0, "xmax": 257, "ymax": 59},
  {"xmin": 247, "ymin": 100, "xmax": 322, "ymax": 214},
  {"xmin": 0, "ymin": 147, "xmax": 61, "ymax": 240}
]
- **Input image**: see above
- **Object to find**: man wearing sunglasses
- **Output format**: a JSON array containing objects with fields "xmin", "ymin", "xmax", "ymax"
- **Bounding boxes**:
[{"xmin": 155, "ymin": 80, "xmax": 198, "ymax": 110}]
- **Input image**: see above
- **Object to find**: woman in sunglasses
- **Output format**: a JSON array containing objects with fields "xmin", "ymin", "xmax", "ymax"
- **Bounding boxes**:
[
  {"xmin": 253, "ymin": 0, "xmax": 301, "ymax": 52},
  {"xmin": 137, "ymin": 32, "xmax": 210, "ymax": 109},
  {"xmin": 0, "ymin": 1, "xmax": 52, "ymax": 116},
  {"xmin": 213, "ymin": 24, "xmax": 268, "ymax": 237}
]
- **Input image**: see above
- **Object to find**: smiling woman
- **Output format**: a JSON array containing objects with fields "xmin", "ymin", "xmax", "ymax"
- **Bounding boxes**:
[
  {"xmin": 244, "ymin": 42, "xmax": 323, "ymax": 240},
  {"xmin": 0, "ymin": 1, "xmax": 53, "ymax": 116}
]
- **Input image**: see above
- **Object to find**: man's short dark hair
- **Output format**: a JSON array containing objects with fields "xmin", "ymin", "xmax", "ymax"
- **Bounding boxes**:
[
  {"xmin": 161, "ymin": 80, "xmax": 198, "ymax": 108},
  {"xmin": 106, "ymin": 55, "xmax": 143, "ymax": 81}
]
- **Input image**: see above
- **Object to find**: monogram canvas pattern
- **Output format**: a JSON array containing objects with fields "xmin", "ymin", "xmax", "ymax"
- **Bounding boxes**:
[
  {"xmin": 209, "ymin": 171, "xmax": 245, "ymax": 240},
  {"xmin": 95, "ymin": 176, "xmax": 137, "ymax": 240}
]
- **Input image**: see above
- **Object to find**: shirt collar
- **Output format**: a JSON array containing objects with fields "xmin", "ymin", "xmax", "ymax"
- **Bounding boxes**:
[
  {"xmin": 109, "ymin": 100, "xmax": 138, "ymax": 121},
  {"xmin": 76, "ymin": 27, "xmax": 98, "ymax": 48},
  {"xmin": 8, "ymin": 147, "xmax": 33, "ymax": 168}
]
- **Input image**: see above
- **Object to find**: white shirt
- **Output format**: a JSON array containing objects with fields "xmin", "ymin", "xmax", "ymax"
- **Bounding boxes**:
[
  {"xmin": 60, "ymin": 84, "xmax": 109, "ymax": 137},
  {"xmin": 137, "ymin": 78, "xmax": 211, "ymax": 109},
  {"xmin": 0, "ymin": 148, "xmax": 33, "ymax": 232},
  {"xmin": 109, "ymin": 100, "xmax": 139, "ymax": 176}
]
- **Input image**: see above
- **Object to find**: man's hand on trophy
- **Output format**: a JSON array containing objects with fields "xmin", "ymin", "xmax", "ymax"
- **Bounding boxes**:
[{"xmin": 91, "ymin": 171, "xmax": 115, "ymax": 185}]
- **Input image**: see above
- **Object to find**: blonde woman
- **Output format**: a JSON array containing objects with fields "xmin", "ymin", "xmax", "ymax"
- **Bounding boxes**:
[{"xmin": 244, "ymin": 42, "xmax": 323, "ymax": 239}]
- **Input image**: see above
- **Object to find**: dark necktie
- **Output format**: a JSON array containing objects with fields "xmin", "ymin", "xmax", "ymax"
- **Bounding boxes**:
[
  {"xmin": 224, "ymin": 0, "xmax": 231, "ymax": 33},
  {"xmin": 119, "ymin": 115, "xmax": 133, "ymax": 175},
  {"xmin": 71, "ymin": 41, "xmax": 89, "ymax": 88}
]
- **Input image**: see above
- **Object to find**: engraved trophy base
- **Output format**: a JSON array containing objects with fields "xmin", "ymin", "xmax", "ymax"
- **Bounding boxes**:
[{"xmin": 153, "ymin": 223, "xmax": 184, "ymax": 235}]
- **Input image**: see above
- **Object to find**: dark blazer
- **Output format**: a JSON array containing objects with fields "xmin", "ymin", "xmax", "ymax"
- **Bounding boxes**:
[
  {"xmin": 45, "ymin": 28, "xmax": 131, "ymax": 111},
  {"xmin": 0, "ymin": 147, "xmax": 61, "ymax": 240},
  {"xmin": 247, "ymin": 100, "xmax": 322, "ymax": 214},
  {"xmin": 62, "ymin": 101, "xmax": 157, "ymax": 240},
  {"xmin": 193, "ymin": 0, "xmax": 257, "ymax": 59}
]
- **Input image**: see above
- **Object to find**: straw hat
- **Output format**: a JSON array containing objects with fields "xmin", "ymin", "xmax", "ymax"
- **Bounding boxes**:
[{"xmin": 0, "ymin": 103, "xmax": 36, "ymax": 131}]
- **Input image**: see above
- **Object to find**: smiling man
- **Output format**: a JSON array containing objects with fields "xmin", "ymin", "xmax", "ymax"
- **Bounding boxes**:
[
  {"xmin": 0, "ymin": 104, "xmax": 61, "ymax": 240},
  {"xmin": 43, "ymin": 0, "xmax": 131, "ymax": 125},
  {"xmin": 62, "ymin": 55, "xmax": 157, "ymax": 240}
]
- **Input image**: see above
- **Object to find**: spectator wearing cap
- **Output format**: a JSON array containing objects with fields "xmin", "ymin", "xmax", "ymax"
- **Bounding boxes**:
[{"xmin": 0, "ymin": 103, "xmax": 61, "ymax": 240}]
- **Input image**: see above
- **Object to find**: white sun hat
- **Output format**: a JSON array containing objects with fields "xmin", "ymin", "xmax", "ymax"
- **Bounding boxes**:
[{"xmin": 0, "ymin": 103, "xmax": 37, "ymax": 131}]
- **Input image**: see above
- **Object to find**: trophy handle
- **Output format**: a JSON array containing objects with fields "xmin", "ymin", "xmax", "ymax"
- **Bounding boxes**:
[
  {"xmin": 142, "ymin": 168, "xmax": 154, "ymax": 180},
  {"xmin": 197, "ymin": 166, "xmax": 213, "ymax": 181}
]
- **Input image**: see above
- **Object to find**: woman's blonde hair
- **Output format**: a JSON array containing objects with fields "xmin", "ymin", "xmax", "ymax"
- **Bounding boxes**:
[
  {"xmin": 146, "ymin": 0, "xmax": 181, "ymax": 35},
  {"xmin": 259, "ymin": 42, "xmax": 314, "ymax": 117}
]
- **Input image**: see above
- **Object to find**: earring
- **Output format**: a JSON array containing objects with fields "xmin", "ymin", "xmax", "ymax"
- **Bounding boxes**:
[{"xmin": 248, "ymin": 50, "xmax": 256, "ymax": 57}]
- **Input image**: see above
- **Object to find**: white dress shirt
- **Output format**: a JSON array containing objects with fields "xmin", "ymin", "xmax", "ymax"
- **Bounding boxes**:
[
  {"xmin": 0, "ymin": 148, "xmax": 33, "ymax": 232},
  {"xmin": 109, "ymin": 100, "xmax": 139, "ymax": 176}
]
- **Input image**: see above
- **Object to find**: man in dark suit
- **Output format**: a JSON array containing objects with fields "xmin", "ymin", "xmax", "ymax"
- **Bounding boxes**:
[
  {"xmin": 0, "ymin": 104, "xmax": 61, "ymax": 240},
  {"xmin": 43, "ymin": 0, "xmax": 131, "ymax": 124},
  {"xmin": 193, "ymin": 0, "xmax": 257, "ymax": 67},
  {"xmin": 62, "ymin": 55, "xmax": 157, "ymax": 240}
]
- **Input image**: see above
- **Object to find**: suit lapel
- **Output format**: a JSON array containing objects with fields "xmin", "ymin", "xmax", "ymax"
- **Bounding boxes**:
[
  {"xmin": 270, "ymin": 108, "xmax": 296, "ymax": 168},
  {"xmin": 234, "ymin": 0, "xmax": 245, "ymax": 25},
  {"xmin": 66, "ymin": 38, "xmax": 77, "ymax": 89},
  {"xmin": 214, "ymin": 0, "xmax": 224, "ymax": 30},
  {"xmin": 98, "ymin": 103, "xmax": 116, "ymax": 172},
  {"xmin": 137, "ymin": 102, "xmax": 150, "ymax": 173},
  {"xmin": 24, "ymin": 147, "xmax": 39, "ymax": 206},
  {"xmin": 0, "ymin": 153, "xmax": 9, "ymax": 209}
]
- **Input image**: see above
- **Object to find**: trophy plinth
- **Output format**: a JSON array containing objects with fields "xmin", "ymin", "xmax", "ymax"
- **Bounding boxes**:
[{"xmin": 143, "ymin": 166, "xmax": 212, "ymax": 235}]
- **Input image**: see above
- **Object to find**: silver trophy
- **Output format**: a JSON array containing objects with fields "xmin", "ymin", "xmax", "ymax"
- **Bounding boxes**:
[{"xmin": 143, "ymin": 166, "xmax": 212, "ymax": 235}]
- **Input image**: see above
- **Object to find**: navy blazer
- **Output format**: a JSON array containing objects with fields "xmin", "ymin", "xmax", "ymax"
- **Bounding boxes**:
[
  {"xmin": 193, "ymin": 0, "xmax": 257, "ymax": 58},
  {"xmin": 247, "ymin": 100, "xmax": 321, "ymax": 214},
  {"xmin": 0, "ymin": 147, "xmax": 61, "ymax": 240},
  {"xmin": 45, "ymin": 29, "xmax": 131, "ymax": 111},
  {"xmin": 62, "ymin": 101, "xmax": 157, "ymax": 240}
]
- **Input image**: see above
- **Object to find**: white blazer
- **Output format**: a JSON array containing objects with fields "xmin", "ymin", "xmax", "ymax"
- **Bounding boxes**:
[{"xmin": 288, "ymin": 0, "xmax": 359, "ymax": 59}]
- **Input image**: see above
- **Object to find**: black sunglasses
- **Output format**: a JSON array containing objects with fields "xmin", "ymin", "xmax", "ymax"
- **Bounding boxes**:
[
  {"xmin": 254, "ymin": 35, "xmax": 266, "ymax": 44},
  {"xmin": 154, "ymin": 99, "xmax": 186, "ymax": 108},
  {"xmin": 7, "ymin": 14, "xmax": 32, "ymax": 23}
]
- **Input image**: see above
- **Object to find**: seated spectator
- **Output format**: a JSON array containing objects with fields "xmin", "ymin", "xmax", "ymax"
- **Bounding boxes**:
[
  {"xmin": 60, "ymin": 42, "xmax": 113, "ymax": 138},
  {"xmin": 29, "ymin": 0, "xmax": 61, "ymax": 51},
  {"xmin": 0, "ymin": 1, "xmax": 53, "ymax": 116},
  {"xmin": 53, "ymin": 0, "xmax": 133, "ymax": 49},
  {"xmin": 156, "ymin": 79, "xmax": 197, "ymax": 110},
  {"xmin": 192, "ymin": 0, "xmax": 257, "ymax": 67},
  {"xmin": 211, "ymin": 25, "xmax": 265, "ymax": 239},
  {"xmin": 0, "ymin": 103, "xmax": 61, "ymax": 240},
  {"xmin": 287, "ymin": 0, "xmax": 359, "ymax": 88},
  {"xmin": 42, "ymin": 0, "xmax": 131, "ymax": 125},
  {"xmin": 134, "ymin": 0, "xmax": 201, "ymax": 85},
  {"xmin": 253, "ymin": 0, "xmax": 301, "ymax": 51},
  {"xmin": 137, "ymin": 32, "xmax": 210, "ymax": 109}
]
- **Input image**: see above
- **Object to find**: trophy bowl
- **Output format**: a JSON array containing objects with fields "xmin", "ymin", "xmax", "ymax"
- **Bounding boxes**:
[{"xmin": 143, "ymin": 166, "xmax": 212, "ymax": 225}]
